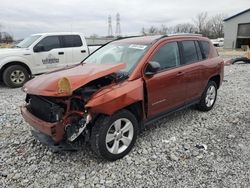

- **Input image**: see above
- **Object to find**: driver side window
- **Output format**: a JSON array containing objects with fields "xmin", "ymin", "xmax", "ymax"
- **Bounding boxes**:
[
  {"xmin": 35, "ymin": 36, "xmax": 61, "ymax": 52},
  {"xmin": 151, "ymin": 42, "xmax": 180, "ymax": 70}
]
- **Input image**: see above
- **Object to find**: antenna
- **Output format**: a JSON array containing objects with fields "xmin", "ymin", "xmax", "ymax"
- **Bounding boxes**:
[
  {"xmin": 108, "ymin": 15, "xmax": 113, "ymax": 37},
  {"xmin": 115, "ymin": 13, "xmax": 121, "ymax": 37}
]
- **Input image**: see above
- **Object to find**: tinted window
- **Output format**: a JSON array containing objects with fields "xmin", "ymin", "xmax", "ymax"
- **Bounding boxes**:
[
  {"xmin": 200, "ymin": 41, "xmax": 210, "ymax": 59},
  {"xmin": 62, "ymin": 35, "xmax": 82, "ymax": 47},
  {"xmin": 36, "ymin": 36, "xmax": 61, "ymax": 51},
  {"xmin": 182, "ymin": 41, "xmax": 198, "ymax": 64},
  {"xmin": 195, "ymin": 41, "xmax": 203, "ymax": 60},
  {"xmin": 151, "ymin": 42, "xmax": 180, "ymax": 70}
]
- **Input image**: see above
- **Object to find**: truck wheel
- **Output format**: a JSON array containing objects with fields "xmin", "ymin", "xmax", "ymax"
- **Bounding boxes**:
[
  {"xmin": 197, "ymin": 81, "xmax": 217, "ymax": 111},
  {"xmin": 3, "ymin": 65, "xmax": 29, "ymax": 88},
  {"xmin": 91, "ymin": 110, "xmax": 138, "ymax": 161}
]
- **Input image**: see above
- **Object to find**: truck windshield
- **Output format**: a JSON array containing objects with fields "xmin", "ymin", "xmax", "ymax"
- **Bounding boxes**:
[
  {"xmin": 16, "ymin": 35, "xmax": 42, "ymax": 48},
  {"xmin": 84, "ymin": 43, "xmax": 149, "ymax": 73}
]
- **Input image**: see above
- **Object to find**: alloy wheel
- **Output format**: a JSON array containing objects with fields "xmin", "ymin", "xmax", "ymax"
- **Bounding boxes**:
[
  {"xmin": 105, "ymin": 118, "xmax": 134, "ymax": 154},
  {"xmin": 205, "ymin": 85, "xmax": 216, "ymax": 107},
  {"xmin": 10, "ymin": 70, "xmax": 26, "ymax": 84}
]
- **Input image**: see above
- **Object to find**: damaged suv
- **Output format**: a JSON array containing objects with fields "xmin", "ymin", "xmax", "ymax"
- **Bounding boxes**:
[{"xmin": 21, "ymin": 35, "xmax": 224, "ymax": 161}]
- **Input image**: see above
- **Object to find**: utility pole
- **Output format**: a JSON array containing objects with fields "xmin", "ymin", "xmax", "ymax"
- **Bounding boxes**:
[
  {"xmin": 115, "ymin": 13, "xmax": 121, "ymax": 37},
  {"xmin": 108, "ymin": 15, "xmax": 113, "ymax": 37}
]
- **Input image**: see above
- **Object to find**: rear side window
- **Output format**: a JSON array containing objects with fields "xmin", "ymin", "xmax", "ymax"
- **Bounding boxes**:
[
  {"xmin": 181, "ymin": 41, "xmax": 198, "ymax": 64},
  {"xmin": 195, "ymin": 41, "xmax": 203, "ymax": 60},
  {"xmin": 36, "ymin": 36, "xmax": 61, "ymax": 51},
  {"xmin": 151, "ymin": 42, "xmax": 180, "ymax": 70},
  {"xmin": 199, "ymin": 41, "xmax": 210, "ymax": 59},
  {"xmin": 62, "ymin": 35, "xmax": 83, "ymax": 47}
]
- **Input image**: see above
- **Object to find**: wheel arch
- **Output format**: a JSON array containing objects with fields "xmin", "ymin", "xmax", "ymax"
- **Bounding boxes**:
[
  {"xmin": 209, "ymin": 74, "xmax": 220, "ymax": 89},
  {"xmin": 90, "ymin": 101, "xmax": 145, "ymax": 133},
  {"xmin": 124, "ymin": 101, "xmax": 145, "ymax": 131},
  {"xmin": 0, "ymin": 61, "xmax": 32, "ymax": 80}
]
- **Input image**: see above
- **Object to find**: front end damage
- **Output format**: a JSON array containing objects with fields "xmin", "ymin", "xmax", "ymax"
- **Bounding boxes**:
[
  {"xmin": 21, "ymin": 64, "xmax": 144, "ymax": 151},
  {"xmin": 21, "ymin": 73, "xmax": 117, "ymax": 144}
]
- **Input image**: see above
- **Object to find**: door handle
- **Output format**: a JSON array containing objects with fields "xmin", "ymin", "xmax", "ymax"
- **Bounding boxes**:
[
  {"xmin": 81, "ymin": 50, "xmax": 86, "ymax": 53},
  {"xmin": 58, "ymin": 52, "xmax": 64, "ymax": 55},
  {"xmin": 176, "ymin": 71, "xmax": 184, "ymax": 76}
]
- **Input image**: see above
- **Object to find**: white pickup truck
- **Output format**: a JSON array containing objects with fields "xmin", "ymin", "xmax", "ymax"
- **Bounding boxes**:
[{"xmin": 0, "ymin": 32, "xmax": 100, "ymax": 88}]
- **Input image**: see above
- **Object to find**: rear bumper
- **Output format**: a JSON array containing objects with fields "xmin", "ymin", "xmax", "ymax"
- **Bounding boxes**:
[{"xmin": 21, "ymin": 105, "xmax": 65, "ymax": 142}]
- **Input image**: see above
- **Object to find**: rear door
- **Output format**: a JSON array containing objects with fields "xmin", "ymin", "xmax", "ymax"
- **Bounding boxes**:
[
  {"xmin": 61, "ymin": 35, "xmax": 88, "ymax": 65},
  {"xmin": 144, "ymin": 41, "xmax": 187, "ymax": 117},
  {"xmin": 33, "ymin": 36, "xmax": 66, "ymax": 72},
  {"xmin": 180, "ymin": 40, "xmax": 204, "ymax": 102}
]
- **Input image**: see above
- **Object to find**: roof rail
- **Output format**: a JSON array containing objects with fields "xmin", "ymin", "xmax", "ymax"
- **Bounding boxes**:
[
  {"xmin": 167, "ymin": 33, "xmax": 202, "ymax": 37},
  {"xmin": 113, "ymin": 35, "xmax": 146, "ymax": 41}
]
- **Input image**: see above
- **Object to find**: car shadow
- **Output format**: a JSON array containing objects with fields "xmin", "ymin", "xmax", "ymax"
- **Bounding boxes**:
[{"xmin": 0, "ymin": 82, "xmax": 7, "ymax": 88}]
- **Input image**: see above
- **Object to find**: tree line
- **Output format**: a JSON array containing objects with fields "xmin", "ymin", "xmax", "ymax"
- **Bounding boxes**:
[
  {"xmin": 0, "ymin": 24, "xmax": 13, "ymax": 43},
  {"xmin": 141, "ymin": 12, "xmax": 226, "ymax": 39}
]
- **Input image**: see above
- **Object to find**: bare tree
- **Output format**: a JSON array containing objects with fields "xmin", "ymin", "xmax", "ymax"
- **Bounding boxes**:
[
  {"xmin": 193, "ymin": 12, "xmax": 212, "ymax": 37},
  {"xmin": 148, "ymin": 26, "xmax": 158, "ymax": 35},
  {"xmin": 0, "ymin": 24, "xmax": 2, "ymax": 43},
  {"xmin": 141, "ymin": 12, "xmax": 225, "ymax": 38},
  {"xmin": 90, "ymin": 34, "xmax": 99, "ymax": 39},
  {"xmin": 193, "ymin": 12, "xmax": 208, "ymax": 32},
  {"xmin": 1, "ymin": 32, "xmax": 13, "ymax": 43},
  {"xmin": 208, "ymin": 14, "xmax": 225, "ymax": 38},
  {"xmin": 158, "ymin": 25, "xmax": 168, "ymax": 35},
  {"xmin": 174, "ymin": 23, "xmax": 196, "ymax": 33},
  {"xmin": 141, "ymin": 27, "xmax": 147, "ymax": 35}
]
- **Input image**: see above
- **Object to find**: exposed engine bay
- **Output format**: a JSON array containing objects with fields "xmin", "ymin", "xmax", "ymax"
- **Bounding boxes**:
[{"xmin": 25, "ymin": 73, "xmax": 126, "ymax": 142}]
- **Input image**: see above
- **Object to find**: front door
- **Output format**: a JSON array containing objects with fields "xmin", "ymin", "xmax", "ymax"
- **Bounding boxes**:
[
  {"xmin": 33, "ymin": 36, "xmax": 66, "ymax": 73},
  {"xmin": 144, "ymin": 41, "xmax": 187, "ymax": 117}
]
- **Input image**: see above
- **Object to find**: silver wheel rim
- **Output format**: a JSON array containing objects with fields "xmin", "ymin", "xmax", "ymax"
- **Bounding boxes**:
[
  {"xmin": 205, "ymin": 85, "xmax": 216, "ymax": 107},
  {"xmin": 105, "ymin": 118, "xmax": 134, "ymax": 155},
  {"xmin": 10, "ymin": 70, "xmax": 25, "ymax": 84}
]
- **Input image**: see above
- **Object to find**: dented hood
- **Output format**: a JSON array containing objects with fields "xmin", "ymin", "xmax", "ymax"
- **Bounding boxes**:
[{"xmin": 23, "ymin": 63, "xmax": 125, "ymax": 96}]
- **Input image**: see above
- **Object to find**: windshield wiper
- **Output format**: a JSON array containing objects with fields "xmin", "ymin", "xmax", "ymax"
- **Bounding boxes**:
[{"xmin": 115, "ymin": 71, "xmax": 129, "ymax": 81}]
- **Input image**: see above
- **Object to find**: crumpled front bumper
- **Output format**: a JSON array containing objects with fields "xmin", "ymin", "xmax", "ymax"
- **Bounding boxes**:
[
  {"xmin": 31, "ymin": 129, "xmax": 78, "ymax": 152},
  {"xmin": 20, "ymin": 105, "xmax": 65, "ymax": 143}
]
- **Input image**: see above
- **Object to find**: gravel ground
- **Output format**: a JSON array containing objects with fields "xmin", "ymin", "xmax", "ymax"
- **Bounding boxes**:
[{"xmin": 0, "ymin": 63, "xmax": 250, "ymax": 188}]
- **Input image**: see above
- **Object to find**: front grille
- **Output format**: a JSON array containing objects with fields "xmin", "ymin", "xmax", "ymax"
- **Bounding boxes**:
[{"xmin": 28, "ymin": 95, "xmax": 64, "ymax": 123}]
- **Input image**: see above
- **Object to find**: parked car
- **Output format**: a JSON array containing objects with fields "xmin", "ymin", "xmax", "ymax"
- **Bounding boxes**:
[
  {"xmin": 0, "ymin": 32, "xmax": 100, "ymax": 88},
  {"xmin": 21, "ymin": 34, "xmax": 224, "ymax": 161},
  {"xmin": 211, "ymin": 38, "xmax": 224, "ymax": 47}
]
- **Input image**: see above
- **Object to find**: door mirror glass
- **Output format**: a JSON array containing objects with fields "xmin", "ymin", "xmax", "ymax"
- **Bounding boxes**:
[
  {"xmin": 34, "ymin": 44, "xmax": 45, "ymax": 52},
  {"xmin": 145, "ymin": 61, "xmax": 160, "ymax": 76}
]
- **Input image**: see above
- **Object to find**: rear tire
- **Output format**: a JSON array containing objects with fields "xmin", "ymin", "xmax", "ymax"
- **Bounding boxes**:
[
  {"xmin": 197, "ymin": 81, "xmax": 217, "ymax": 111},
  {"xmin": 3, "ymin": 65, "xmax": 29, "ymax": 88},
  {"xmin": 90, "ymin": 110, "xmax": 138, "ymax": 161}
]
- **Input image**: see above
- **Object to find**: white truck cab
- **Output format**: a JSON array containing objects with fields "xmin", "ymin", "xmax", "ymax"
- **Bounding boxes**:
[{"xmin": 0, "ymin": 32, "xmax": 99, "ymax": 88}]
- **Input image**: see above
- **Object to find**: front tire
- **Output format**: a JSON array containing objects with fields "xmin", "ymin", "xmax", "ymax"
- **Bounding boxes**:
[
  {"xmin": 197, "ymin": 81, "xmax": 217, "ymax": 111},
  {"xmin": 90, "ymin": 110, "xmax": 138, "ymax": 161},
  {"xmin": 3, "ymin": 65, "xmax": 29, "ymax": 88}
]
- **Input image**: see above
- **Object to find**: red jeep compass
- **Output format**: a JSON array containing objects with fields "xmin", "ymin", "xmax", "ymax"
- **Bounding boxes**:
[{"xmin": 21, "ymin": 35, "xmax": 224, "ymax": 161}]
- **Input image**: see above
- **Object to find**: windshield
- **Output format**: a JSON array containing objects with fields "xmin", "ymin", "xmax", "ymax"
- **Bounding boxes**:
[
  {"xmin": 16, "ymin": 35, "xmax": 42, "ymax": 48},
  {"xmin": 84, "ymin": 43, "xmax": 149, "ymax": 73}
]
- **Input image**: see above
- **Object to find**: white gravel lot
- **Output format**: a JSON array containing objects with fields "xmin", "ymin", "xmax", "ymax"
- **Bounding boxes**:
[{"xmin": 0, "ymin": 63, "xmax": 250, "ymax": 188}]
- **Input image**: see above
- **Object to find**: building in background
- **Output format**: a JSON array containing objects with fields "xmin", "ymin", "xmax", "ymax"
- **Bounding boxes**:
[{"xmin": 224, "ymin": 8, "xmax": 250, "ymax": 49}]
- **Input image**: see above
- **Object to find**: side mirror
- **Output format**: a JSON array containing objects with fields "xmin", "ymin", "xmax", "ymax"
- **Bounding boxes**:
[
  {"xmin": 34, "ymin": 44, "xmax": 45, "ymax": 52},
  {"xmin": 145, "ymin": 61, "xmax": 160, "ymax": 76}
]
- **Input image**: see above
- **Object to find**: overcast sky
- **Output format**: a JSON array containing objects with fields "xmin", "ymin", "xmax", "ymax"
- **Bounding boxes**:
[{"xmin": 0, "ymin": 0, "xmax": 249, "ymax": 39}]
